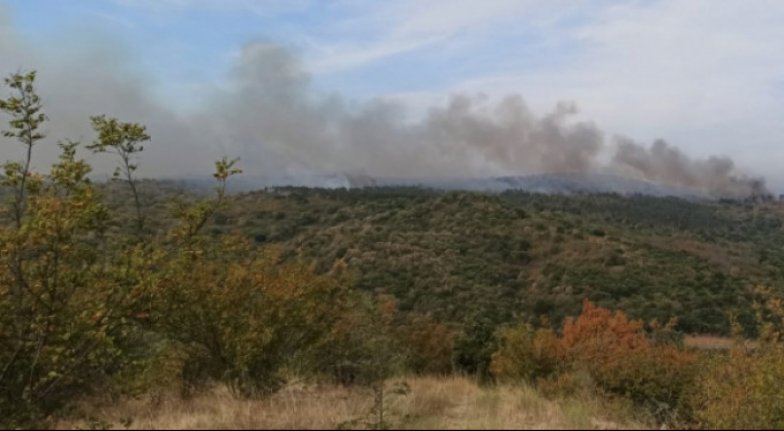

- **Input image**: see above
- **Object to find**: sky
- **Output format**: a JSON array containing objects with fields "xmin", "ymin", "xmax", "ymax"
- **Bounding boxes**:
[{"xmin": 1, "ymin": 0, "xmax": 783, "ymax": 190}]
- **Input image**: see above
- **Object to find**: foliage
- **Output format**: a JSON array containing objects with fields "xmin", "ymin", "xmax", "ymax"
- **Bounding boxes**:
[
  {"xmin": 306, "ymin": 292, "xmax": 408, "ymax": 430},
  {"xmin": 688, "ymin": 341, "xmax": 784, "ymax": 429},
  {"xmin": 309, "ymin": 293, "xmax": 404, "ymax": 387},
  {"xmin": 143, "ymin": 241, "xmax": 349, "ymax": 396},
  {"xmin": 490, "ymin": 324, "xmax": 564, "ymax": 383},
  {"xmin": 0, "ymin": 138, "xmax": 131, "ymax": 426},
  {"xmin": 560, "ymin": 301, "xmax": 696, "ymax": 421},
  {"xmin": 394, "ymin": 312, "xmax": 456, "ymax": 375},
  {"xmin": 452, "ymin": 314, "xmax": 499, "ymax": 378},
  {"xmin": 164, "ymin": 185, "xmax": 784, "ymax": 339},
  {"xmin": 88, "ymin": 115, "xmax": 150, "ymax": 233},
  {"xmin": 490, "ymin": 300, "xmax": 697, "ymax": 424},
  {"xmin": 0, "ymin": 71, "xmax": 46, "ymax": 227},
  {"xmin": 686, "ymin": 293, "xmax": 784, "ymax": 429}
]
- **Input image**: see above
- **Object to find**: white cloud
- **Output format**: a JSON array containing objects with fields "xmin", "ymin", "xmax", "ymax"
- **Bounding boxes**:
[
  {"xmin": 306, "ymin": 0, "xmax": 576, "ymax": 74},
  {"xmin": 309, "ymin": 34, "xmax": 448, "ymax": 74},
  {"xmin": 113, "ymin": 0, "xmax": 315, "ymax": 16}
]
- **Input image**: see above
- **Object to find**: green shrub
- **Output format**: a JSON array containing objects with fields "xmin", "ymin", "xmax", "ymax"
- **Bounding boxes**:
[
  {"xmin": 489, "ymin": 324, "xmax": 564, "ymax": 383},
  {"xmin": 308, "ymin": 293, "xmax": 403, "ymax": 386},
  {"xmin": 144, "ymin": 243, "xmax": 349, "ymax": 396},
  {"xmin": 687, "ymin": 296, "xmax": 784, "ymax": 429},
  {"xmin": 687, "ymin": 341, "xmax": 784, "ymax": 429}
]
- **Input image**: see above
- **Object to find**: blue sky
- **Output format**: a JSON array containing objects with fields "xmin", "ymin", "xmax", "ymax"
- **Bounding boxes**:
[
  {"xmin": 1, "ymin": 0, "xmax": 784, "ymax": 187},
  {"xmin": 4, "ymin": 0, "xmax": 591, "ymax": 103}
]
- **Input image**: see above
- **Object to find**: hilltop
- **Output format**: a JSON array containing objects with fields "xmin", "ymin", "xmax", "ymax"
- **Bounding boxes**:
[{"xmin": 179, "ymin": 172, "xmax": 764, "ymax": 200}]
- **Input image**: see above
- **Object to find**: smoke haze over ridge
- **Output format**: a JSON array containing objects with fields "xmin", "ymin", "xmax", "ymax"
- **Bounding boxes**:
[{"xmin": 0, "ymin": 4, "xmax": 768, "ymax": 197}]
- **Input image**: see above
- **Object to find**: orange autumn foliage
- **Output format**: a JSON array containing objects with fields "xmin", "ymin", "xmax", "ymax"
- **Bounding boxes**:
[
  {"xmin": 561, "ymin": 299, "xmax": 648, "ymax": 353},
  {"xmin": 492, "ymin": 300, "xmax": 697, "ymax": 419}
]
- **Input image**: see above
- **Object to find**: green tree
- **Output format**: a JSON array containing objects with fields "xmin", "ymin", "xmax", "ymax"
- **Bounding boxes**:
[
  {"xmin": 0, "ymin": 71, "xmax": 47, "ymax": 228},
  {"xmin": 0, "ymin": 71, "xmax": 47, "ymax": 313},
  {"xmin": 88, "ymin": 115, "xmax": 150, "ymax": 233},
  {"xmin": 310, "ymin": 293, "xmax": 405, "ymax": 429},
  {"xmin": 169, "ymin": 157, "xmax": 241, "ymax": 240}
]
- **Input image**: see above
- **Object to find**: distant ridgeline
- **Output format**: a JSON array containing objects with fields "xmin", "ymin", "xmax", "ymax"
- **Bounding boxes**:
[
  {"xmin": 168, "ymin": 172, "xmax": 776, "ymax": 203},
  {"xmin": 101, "ymin": 180, "xmax": 784, "ymax": 336}
]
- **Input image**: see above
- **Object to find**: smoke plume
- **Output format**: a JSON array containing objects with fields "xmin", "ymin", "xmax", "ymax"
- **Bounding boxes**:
[
  {"xmin": 0, "ymin": 7, "xmax": 766, "ymax": 198},
  {"xmin": 610, "ymin": 137, "xmax": 766, "ymax": 197}
]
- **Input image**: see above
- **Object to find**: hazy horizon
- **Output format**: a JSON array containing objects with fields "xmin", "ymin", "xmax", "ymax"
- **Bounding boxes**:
[{"xmin": 1, "ymin": 0, "xmax": 782, "ymax": 194}]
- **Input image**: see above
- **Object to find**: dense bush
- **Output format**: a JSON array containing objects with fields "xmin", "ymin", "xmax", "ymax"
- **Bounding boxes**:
[
  {"xmin": 561, "ymin": 300, "xmax": 697, "ymax": 417},
  {"xmin": 395, "ymin": 312, "xmax": 457, "ymax": 375},
  {"xmin": 143, "ymin": 242, "xmax": 349, "ymax": 396},
  {"xmin": 490, "ymin": 300, "xmax": 697, "ymax": 423},
  {"xmin": 490, "ymin": 324, "xmax": 564, "ymax": 382},
  {"xmin": 309, "ymin": 293, "xmax": 457, "ymax": 384},
  {"xmin": 686, "ymin": 296, "xmax": 784, "ymax": 429},
  {"xmin": 688, "ymin": 341, "xmax": 784, "ymax": 428},
  {"xmin": 201, "ymin": 182, "xmax": 781, "ymax": 338},
  {"xmin": 307, "ymin": 293, "xmax": 403, "ymax": 386},
  {"xmin": 0, "ymin": 155, "xmax": 132, "ymax": 424}
]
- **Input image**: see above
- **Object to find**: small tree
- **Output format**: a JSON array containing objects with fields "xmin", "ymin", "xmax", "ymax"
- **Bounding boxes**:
[
  {"xmin": 0, "ymin": 71, "xmax": 47, "ymax": 311},
  {"xmin": 0, "ymin": 71, "xmax": 47, "ymax": 228},
  {"xmin": 169, "ymin": 157, "xmax": 241, "ymax": 240},
  {"xmin": 88, "ymin": 115, "xmax": 150, "ymax": 234},
  {"xmin": 311, "ymin": 293, "xmax": 405, "ymax": 429}
]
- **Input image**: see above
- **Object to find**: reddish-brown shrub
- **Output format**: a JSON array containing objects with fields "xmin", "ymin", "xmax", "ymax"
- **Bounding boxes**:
[
  {"xmin": 396, "ymin": 313, "xmax": 457, "ymax": 374},
  {"xmin": 562, "ymin": 300, "xmax": 697, "ymax": 417},
  {"xmin": 561, "ymin": 300, "xmax": 648, "ymax": 355},
  {"xmin": 491, "ymin": 300, "xmax": 696, "ymax": 422}
]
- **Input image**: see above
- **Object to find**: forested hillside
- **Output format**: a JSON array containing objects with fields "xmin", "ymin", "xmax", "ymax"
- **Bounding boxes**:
[{"xmin": 133, "ymin": 185, "xmax": 783, "ymax": 336}]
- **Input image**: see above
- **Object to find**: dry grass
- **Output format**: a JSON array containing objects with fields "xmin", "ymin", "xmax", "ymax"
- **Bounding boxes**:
[
  {"xmin": 390, "ymin": 375, "xmax": 644, "ymax": 429},
  {"xmin": 56, "ymin": 383, "xmax": 374, "ymax": 430},
  {"xmin": 55, "ymin": 376, "xmax": 648, "ymax": 430},
  {"xmin": 683, "ymin": 335, "xmax": 734, "ymax": 351}
]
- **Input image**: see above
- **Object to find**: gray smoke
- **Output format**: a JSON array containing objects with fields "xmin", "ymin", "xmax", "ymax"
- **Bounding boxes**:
[
  {"xmin": 191, "ymin": 44, "xmax": 604, "ymax": 178},
  {"xmin": 610, "ymin": 137, "xmax": 766, "ymax": 197},
  {"xmin": 0, "ymin": 7, "xmax": 766, "ymax": 197},
  {"xmin": 206, "ymin": 45, "xmax": 606, "ymax": 178}
]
